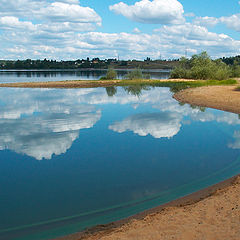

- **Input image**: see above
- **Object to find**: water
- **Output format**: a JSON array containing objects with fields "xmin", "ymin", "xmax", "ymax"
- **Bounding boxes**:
[
  {"xmin": 0, "ymin": 86, "xmax": 240, "ymax": 240},
  {"xmin": 0, "ymin": 69, "xmax": 170, "ymax": 83}
]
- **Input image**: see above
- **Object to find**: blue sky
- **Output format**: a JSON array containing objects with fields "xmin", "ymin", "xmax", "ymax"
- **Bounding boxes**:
[{"xmin": 1, "ymin": 0, "xmax": 240, "ymax": 60}]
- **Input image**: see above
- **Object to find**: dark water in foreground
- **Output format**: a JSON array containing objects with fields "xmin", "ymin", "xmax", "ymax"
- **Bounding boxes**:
[
  {"xmin": 0, "ymin": 69, "xmax": 170, "ymax": 83},
  {"xmin": 0, "ymin": 86, "xmax": 240, "ymax": 240}
]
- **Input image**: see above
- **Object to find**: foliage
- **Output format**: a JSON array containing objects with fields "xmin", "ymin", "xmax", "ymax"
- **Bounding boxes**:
[
  {"xmin": 170, "ymin": 52, "xmax": 232, "ymax": 80},
  {"xmin": 124, "ymin": 68, "xmax": 143, "ymax": 80},
  {"xmin": 124, "ymin": 68, "xmax": 151, "ymax": 80},
  {"xmin": 100, "ymin": 67, "xmax": 117, "ymax": 80}
]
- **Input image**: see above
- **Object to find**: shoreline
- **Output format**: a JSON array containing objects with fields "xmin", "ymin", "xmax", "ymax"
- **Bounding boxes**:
[
  {"xmin": 54, "ymin": 174, "xmax": 240, "ymax": 240},
  {"xmin": 2, "ymin": 79, "xmax": 239, "ymax": 239},
  {"xmin": 173, "ymin": 85, "xmax": 240, "ymax": 114},
  {"xmin": 54, "ymin": 82, "xmax": 240, "ymax": 240},
  {"xmin": 0, "ymin": 79, "xmax": 196, "ymax": 89}
]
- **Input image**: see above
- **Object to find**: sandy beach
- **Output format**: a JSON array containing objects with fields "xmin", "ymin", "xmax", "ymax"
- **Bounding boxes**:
[{"xmin": 174, "ymin": 85, "xmax": 240, "ymax": 114}]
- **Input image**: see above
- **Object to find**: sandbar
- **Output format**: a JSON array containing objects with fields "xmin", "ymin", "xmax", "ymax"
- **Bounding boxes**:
[{"xmin": 0, "ymin": 79, "xmax": 195, "ymax": 89}]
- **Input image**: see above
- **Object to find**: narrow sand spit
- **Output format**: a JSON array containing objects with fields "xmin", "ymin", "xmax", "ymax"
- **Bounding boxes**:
[
  {"xmin": 174, "ymin": 85, "xmax": 240, "ymax": 114},
  {"xmin": 0, "ymin": 79, "xmax": 194, "ymax": 89}
]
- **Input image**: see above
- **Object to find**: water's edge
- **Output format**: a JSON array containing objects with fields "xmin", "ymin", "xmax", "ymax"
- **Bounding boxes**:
[{"xmin": 54, "ymin": 173, "xmax": 240, "ymax": 240}]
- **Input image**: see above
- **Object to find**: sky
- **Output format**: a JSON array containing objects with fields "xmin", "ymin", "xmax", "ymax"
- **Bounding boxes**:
[{"xmin": 1, "ymin": 0, "xmax": 240, "ymax": 60}]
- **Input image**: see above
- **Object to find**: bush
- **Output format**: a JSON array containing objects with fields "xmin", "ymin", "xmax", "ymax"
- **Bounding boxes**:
[
  {"xmin": 100, "ymin": 67, "xmax": 117, "ymax": 80},
  {"xmin": 170, "ymin": 51, "xmax": 231, "ymax": 80},
  {"xmin": 231, "ymin": 64, "xmax": 240, "ymax": 78},
  {"xmin": 124, "ymin": 68, "xmax": 143, "ymax": 80}
]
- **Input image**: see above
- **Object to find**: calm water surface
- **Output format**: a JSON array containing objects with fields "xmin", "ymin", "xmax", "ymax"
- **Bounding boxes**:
[
  {"xmin": 0, "ymin": 86, "xmax": 240, "ymax": 240},
  {"xmin": 0, "ymin": 69, "xmax": 170, "ymax": 83}
]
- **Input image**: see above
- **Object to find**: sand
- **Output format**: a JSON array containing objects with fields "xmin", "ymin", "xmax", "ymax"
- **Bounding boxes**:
[{"xmin": 174, "ymin": 85, "xmax": 240, "ymax": 114}]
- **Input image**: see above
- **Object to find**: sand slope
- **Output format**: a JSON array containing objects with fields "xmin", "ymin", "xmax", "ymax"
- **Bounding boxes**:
[{"xmin": 174, "ymin": 85, "xmax": 240, "ymax": 114}]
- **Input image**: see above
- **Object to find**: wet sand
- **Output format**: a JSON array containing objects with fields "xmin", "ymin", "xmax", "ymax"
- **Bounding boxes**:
[{"xmin": 174, "ymin": 85, "xmax": 240, "ymax": 114}]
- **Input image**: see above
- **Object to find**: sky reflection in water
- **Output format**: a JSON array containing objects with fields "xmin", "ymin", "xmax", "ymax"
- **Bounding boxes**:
[{"xmin": 0, "ymin": 86, "xmax": 240, "ymax": 240}]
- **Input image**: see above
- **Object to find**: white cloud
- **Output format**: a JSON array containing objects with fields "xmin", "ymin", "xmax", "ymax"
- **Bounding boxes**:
[
  {"xmin": 0, "ymin": 0, "xmax": 102, "ymax": 32},
  {"xmin": 133, "ymin": 27, "xmax": 141, "ymax": 33},
  {"xmin": 109, "ymin": 112, "xmax": 181, "ymax": 138},
  {"xmin": 38, "ymin": 2, "xmax": 101, "ymax": 25},
  {"xmin": 109, "ymin": 0, "xmax": 185, "ymax": 24},
  {"xmin": 193, "ymin": 16, "xmax": 219, "ymax": 28},
  {"xmin": 154, "ymin": 23, "xmax": 240, "ymax": 58},
  {"xmin": 220, "ymin": 14, "xmax": 240, "ymax": 32},
  {"xmin": 0, "ymin": 16, "xmax": 36, "ymax": 31}
]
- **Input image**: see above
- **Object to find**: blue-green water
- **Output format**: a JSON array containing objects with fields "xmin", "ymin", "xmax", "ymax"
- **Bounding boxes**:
[{"xmin": 0, "ymin": 86, "xmax": 240, "ymax": 240}]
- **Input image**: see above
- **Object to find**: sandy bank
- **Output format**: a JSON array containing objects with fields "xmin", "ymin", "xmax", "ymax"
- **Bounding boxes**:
[
  {"xmin": 54, "ymin": 175, "xmax": 240, "ymax": 240},
  {"xmin": 0, "ymin": 79, "xmax": 194, "ymax": 89},
  {"xmin": 174, "ymin": 85, "xmax": 240, "ymax": 114}
]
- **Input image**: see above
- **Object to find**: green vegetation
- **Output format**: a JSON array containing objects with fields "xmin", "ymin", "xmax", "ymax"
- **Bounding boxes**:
[
  {"xmin": 100, "ymin": 68, "xmax": 117, "ymax": 80},
  {"xmin": 170, "ymin": 52, "xmax": 234, "ymax": 80},
  {"xmin": 0, "ymin": 58, "xmax": 179, "ymax": 70},
  {"xmin": 124, "ymin": 68, "xmax": 151, "ymax": 80}
]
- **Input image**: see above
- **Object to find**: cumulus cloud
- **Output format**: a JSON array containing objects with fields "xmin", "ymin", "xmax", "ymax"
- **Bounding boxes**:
[
  {"xmin": 0, "ymin": 0, "xmax": 102, "ymax": 32},
  {"xmin": 0, "ymin": 88, "xmax": 101, "ymax": 160},
  {"xmin": 1, "ymin": 0, "xmax": 240, "ymax": 59},
  {"xmin": 38, "ymin": 2, "xmax": 101, "ymax": 25},
  {"xmin": 193, "ymin": 16, "xmax": 219, "ymax": 28},
  {"xmin": 0, "ymin": 16, "xmax": 36, "ymax": 31},
  {"xmin": 109, "ymin": 0, "xmax": 185, "ymax": 24},
  {"xmin": 220, "ymin": 14, "xmax": 240, "ymax": 32},
  {"xmin": 109, "ymin": 112, "xmax": 181, "ymax": 138},
  {"xmin": 154, "ymin": 22, "xmax": 240, "ymax": 58}
]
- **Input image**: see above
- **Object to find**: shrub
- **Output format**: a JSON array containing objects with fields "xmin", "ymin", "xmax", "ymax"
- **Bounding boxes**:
[
  {"xmin": 124, "ymin": 68, "xmax": 143, "ymax": 80},
  {"xmin": 100, "ymin": 67, "xmax": 117, "ymax": 80},
  {"xmin": 231, "ymin": 63, "xmax": 240, "ymax": 78},
  {"xmin": 170, "ymin": 51, "xmax": 231, "ymax": 80}
]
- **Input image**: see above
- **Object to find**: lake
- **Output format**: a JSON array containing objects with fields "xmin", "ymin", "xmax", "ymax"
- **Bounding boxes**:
[
  {"xmin": 0, "ymin": 69, "xmax": 170, "ymax": 83},
  {"xmin": 0, "ymin": 86, "xmax": 240, "ymax": 240}
]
